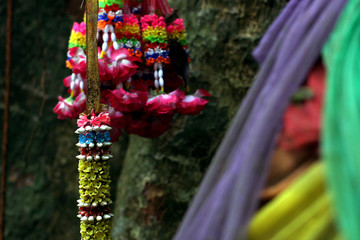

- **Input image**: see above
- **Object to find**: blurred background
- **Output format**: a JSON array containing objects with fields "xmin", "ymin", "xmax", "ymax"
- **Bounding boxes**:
[{"xmin": 0, "ymin": 0, "xmax": 285, "ymax": 239}]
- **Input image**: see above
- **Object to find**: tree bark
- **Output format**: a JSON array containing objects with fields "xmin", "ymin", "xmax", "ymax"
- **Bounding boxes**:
[{"xmin": 112, "ymin": 1, "xmax": 286, "ymax": 239}]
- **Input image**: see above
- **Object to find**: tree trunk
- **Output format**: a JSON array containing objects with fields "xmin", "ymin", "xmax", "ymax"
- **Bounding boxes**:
[{"xmin": 112, "ymin": 1, "xmax": 286, "ymax": 239}]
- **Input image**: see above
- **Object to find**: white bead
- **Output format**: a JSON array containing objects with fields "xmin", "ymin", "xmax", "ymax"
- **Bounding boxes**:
[
  {"xmin": 84, "ymin": 203, "xmax": 90, "ymax": 207},
  {"xmin": 114, "ymin": 40, "xmax": 120, "ymax": 49},
  {"xmin": 71, "ymin": 73, "xmax": 76, "ymax": 81},
  {"xmin": 104, "ymin": 214, "xmax": 111, "ymax": 219},
  {"xmin": 159, "ymin": 78, "xmax": 164, "ymax": 87},
  {"xmin": 111, "ymin": 32, "xmax": 117, "ymax": 42},
  {"xmin": 86, "ymin": 156, "xmax": 93, "ymax": 161},
  {"xmin": 76, "ymin": 155, "xmax": 85, "ymax": 160},
  {"xmin": 102, "ymin": 155, "xmax": 109, "ymax": 160},
  {"xmin": 78, "ymin": 127, "xmax": 85, "ymax": 133},
  {"xmin": 159, "ymin": 69, "xmax": 163, "ymax": 78},
  {"xmin": 76, "ymin": 143, "xmax": 82, "ymax": 148},
  {"xmin": 115, "ymin": 10, "xmax": 122, "ymax": 16},
  {"xmin": 109, "ymin": 25, "xmax": 114, "ymax": 33},
  {"xmin": 79, "ymin": 81, "xmax": 84, "ymax": 90},
  {"xmin": 96, "ymin": 31, "xmax": 99, "ymax": 40},
  {"xmin": 154, "ymin": 70, "xmax": 158, "ymax": 79},
  {"xmin": 81, "ymin": 216, "xmax": 87, "ymax": 221},
  {"xmin": 105, "ymin": 126, "xmax": 112, "ymax": 131},
  {"xmin": 93, "ymin": 126, "xmax": 100, "ymax": 131},
  {"xmin": 92, "ymin": 202, "xmax": 97, "ymax": 207},
  {"xmin": 100, "ymin": 201, "xmax": 107, "ymax": 206},
  {"xmin": 88, "ymin": 216, "xmax": 95, "ymax": 221},
  {"xmin": 102, "ymin": 42, "xmax": 108, "ymax": 52},
  {"xmin": 77, "ymin": 199, "xmax": 82, "ymax": 203},
  {"xmin": 154, "ymin": 79, "xmax": 160, "ymax": 89},
  {"xmin": 81, "ymin": 143, "xmax": 87, "ymax": 148},
  {"xmin": 102, "ymin": 33, "xmax": 109, "ymax": 42},
  {"xmin": 85, "ymin": 126, "xmax": 92, "ymax": 132},
  {"xmin": 89, "ymin": 143, "xmax": 95, "ymax": 148},
  {"xmin": 100, "ymin": 125, "xmax": 107, "ymax": 131},
  {"xmin": 70, "ymin": 80, "xmax": 75, "ymax": 91},
  {"xmin": 95, "ymin": 155, "xmax": 100, "ymax": 161},
  {"xmin": 104, "ymin": 25, "xmax": 109, "ymax": 33},
  {"xmin": 77, "ymin": 214, "xmax": 82, "ymax": 218},
  {"xmin": 104, "ymin": 142, "xmax": 112, "ymax": 146},
  {"xmin": 97, "ymin": 143, "xmax": 103, "ymax": 147},
  {"xmin": 96, "ymin": 216, "xmax": 102, "ymax": 221}
]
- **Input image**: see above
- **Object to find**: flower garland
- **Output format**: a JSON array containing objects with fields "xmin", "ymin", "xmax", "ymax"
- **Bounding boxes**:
[
  {"xmin": 76, "ymin": 112, "xmax": 113, "ymax": 240},
  {"xmin": 54, "ymin": 1, "xmax": 210, "ymax": 238}
]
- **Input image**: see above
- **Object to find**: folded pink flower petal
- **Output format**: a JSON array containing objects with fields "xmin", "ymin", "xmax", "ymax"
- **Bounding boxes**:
[
  {"xmin": 53, "ymin": 96, "xmax": 76, "ymax": 120},
  {"xmin": 145, "ymin": 93, "xmax": 179, "ymax": 115},
  {"xmin": 176, "ymin": 89, "xmax": 211, "ymax": 116},
  {"xmin": 105, "ymin": 89, "xmax": 148, "ymax": 113}
]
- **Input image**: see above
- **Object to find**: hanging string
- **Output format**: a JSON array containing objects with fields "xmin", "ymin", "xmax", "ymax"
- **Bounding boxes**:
[{"xmin": 1, "ymin": 0, "xmax": 13, "ymax": 239}]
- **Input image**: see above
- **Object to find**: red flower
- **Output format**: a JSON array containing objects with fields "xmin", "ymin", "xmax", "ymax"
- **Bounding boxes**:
[
  {"xmin": 108, "ymin": 107, "xmax": 130, "ymax": 142},
  {"xmin": 145, "ymin": 92, "xmax": 179, "ymax": 115},
  {"xmin": 107, "ymin": 46, "xmax": 140, "ymax": 83},
  {"xmin": 104, "ymin": 88, "xmax": 148, "ymax": 113},
  {"xmin": 53, "ymin": 96, "xmax": 76, "ymax": 120},
  {"xmin": 125, "ymin": 113, "xmax": 172, "ymax": 138},
  {"xmin": 277, "ymin": 63, "xmax": 325, "ymax": 151},
  {"xmin": 176, "ymin": 89, "xmax": 211, "ymax": 116}
]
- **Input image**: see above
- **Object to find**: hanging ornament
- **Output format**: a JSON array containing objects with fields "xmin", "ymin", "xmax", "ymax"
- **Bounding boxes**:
[{"xmin": 53, "ymin": 0, "xmax": 210, "ymax": 239}]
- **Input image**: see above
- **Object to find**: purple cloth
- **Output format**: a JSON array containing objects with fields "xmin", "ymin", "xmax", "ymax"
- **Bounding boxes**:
[{"xmin": 174, "ymin": 0, "xmax": 348, "ymax": 239}]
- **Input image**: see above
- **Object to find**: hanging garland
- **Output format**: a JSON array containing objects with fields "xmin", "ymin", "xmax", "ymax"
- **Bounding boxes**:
[{"xmin": 53, "ymin": 0, "xmax": 210, "ymax": 239}]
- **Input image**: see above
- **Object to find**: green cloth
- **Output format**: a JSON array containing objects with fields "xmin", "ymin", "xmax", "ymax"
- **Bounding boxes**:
[{"xmin": 322, "ymin": 0, "xmax": 360, "ymax": 239}]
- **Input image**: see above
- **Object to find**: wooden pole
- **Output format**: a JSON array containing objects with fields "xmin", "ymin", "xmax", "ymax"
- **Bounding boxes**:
[{"xmin": 86, "ymin": 0, "xmax": 101, "ymax": 114}]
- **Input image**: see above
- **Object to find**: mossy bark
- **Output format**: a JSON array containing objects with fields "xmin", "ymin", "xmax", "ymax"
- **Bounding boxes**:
[{"xmin": 112, "ymin": 1, "xmax": 286, "ymax": 239}]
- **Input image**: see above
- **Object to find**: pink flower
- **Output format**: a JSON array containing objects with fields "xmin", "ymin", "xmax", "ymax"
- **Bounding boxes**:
[
  {"xmin": 123, "ymin": 14, "xmax": 139, "ymax": 25},
  {"xmin": 176, "ymin": 89, "xmax": 211, "ymax": 116},
  {"xmin": 72, "ymin": 22, "xmax": 86, "ymax": 35},
  {"xmin": 68, "ymin": 47, "xmax": 87, "ymax": 75},
  {"xmin": 73, "ymin": 92, "xmax": 87, "ymax": 116},
  {"xmin": 53, "ymin": 96, "xmax": 75, "ymax": 120},
  {"xmin": 91, "ymin": 112, "xmax": 111, "ymax": 127},
  {"xmin": 77, "ymin": 114, "xmax": 90, "ymax": 127},
  {"xmin": 104, "ymin": 89, "xmax": 148, "ymax": 113},
  {"xmin": 145, "ymin": 92, "xmax": 179, "ymax": 115},
  {"xmin": 107, "ymin": 46, "xmax": 140, "ymax": 83}
]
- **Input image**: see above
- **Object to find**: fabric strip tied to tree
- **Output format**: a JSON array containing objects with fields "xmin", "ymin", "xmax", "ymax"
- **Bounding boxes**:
[{"xmin": 175, "ymin": 0, "xmax": 348, "ymax": 239}]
